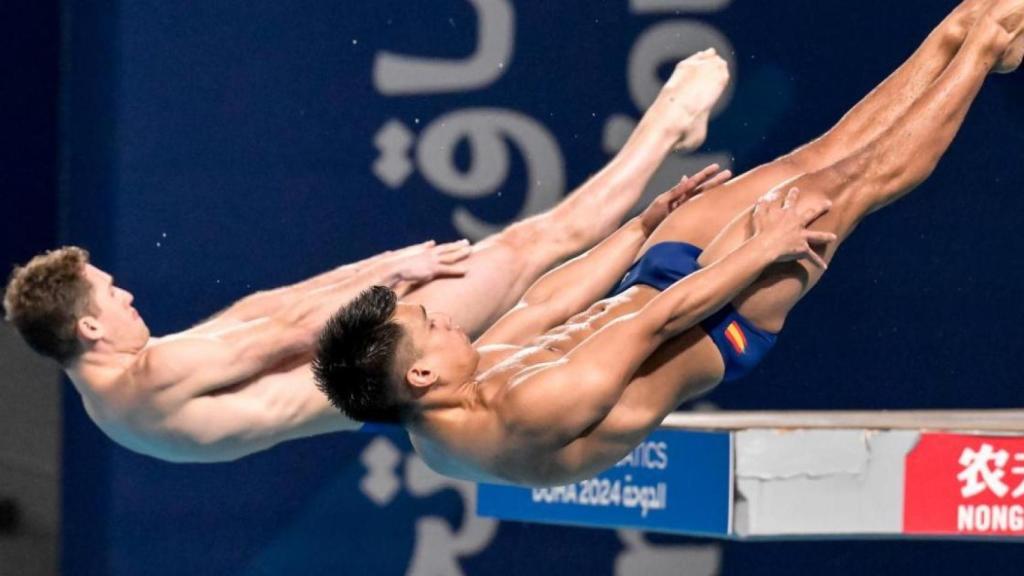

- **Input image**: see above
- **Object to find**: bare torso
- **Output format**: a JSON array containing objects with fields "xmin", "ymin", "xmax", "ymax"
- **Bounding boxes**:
[
  {"xmin": 411, "ymin": 285, "xmax": 724, "ymax": 486},
  {"xmin": 75, "ymin": 330, "xmax": 359, "ymax": 463}
]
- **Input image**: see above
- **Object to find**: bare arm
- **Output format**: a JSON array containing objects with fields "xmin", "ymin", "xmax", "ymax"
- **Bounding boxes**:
[
  {"xmin": 133, "ymin": 314, "xmax": 371, "ymax": 462},
  {"xmin": 278, "ymin": 240, "xmax": 472, "ymax": 336},
  {"xmin": 196, "ymin": 241, "xmax": 468, "ymax": 327},
  {"xmin": 476, "ymin": 166, "xmax": 730, "ymax": 347},
  {"xmin": 502, "ymin": 189, "xmax": 835, "ymax": 446},
  {"xmin": 156, "ymin": 365, "xmax": 362, "ymax": 462},
  {"xmin": 138, "ymin": 316, "xmax": 316, "ymax": 400},
  {"xmin": 189, "ymin": 240, "xmax": 472, "ymax": 336},
  {"xmin": 137, "ymin": 240, "xmax": 474, "ymax": 397}
]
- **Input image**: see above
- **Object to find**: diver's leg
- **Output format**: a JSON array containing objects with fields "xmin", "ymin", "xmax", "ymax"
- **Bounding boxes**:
[
  {"xmin": 642, "ymin": 0, "xmax": 993, "ymax": 253},
  {"xmin": 699, "ymin": 10, "xmax": 1013, "ymax": 333},
  {"xmin": 405, "ymin": 51, "xmax": 730, "ymax": 335}
]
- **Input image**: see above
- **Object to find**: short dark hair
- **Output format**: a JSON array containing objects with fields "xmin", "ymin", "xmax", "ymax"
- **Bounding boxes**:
[
  {"xmin": 4, "ymin": 247, "xmax": 94, "ymax": 365},
  {"xmin": 313, "ymin": 286, "xmax": 413, "ymax": 424}
]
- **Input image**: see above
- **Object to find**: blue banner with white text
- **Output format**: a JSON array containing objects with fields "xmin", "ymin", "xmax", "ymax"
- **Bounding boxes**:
[{"xmin": 479, "ymin": 431, "xmax": 731, "ymax": 536}]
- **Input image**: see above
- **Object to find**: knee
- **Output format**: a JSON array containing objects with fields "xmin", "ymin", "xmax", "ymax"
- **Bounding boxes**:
[
  {"xmin": 481, "ymin": 221, "xmax": 551, "ymax": 275},
  {"xmin": 496, "ymin": 214, "xmax": 585, "ymax": 262}
]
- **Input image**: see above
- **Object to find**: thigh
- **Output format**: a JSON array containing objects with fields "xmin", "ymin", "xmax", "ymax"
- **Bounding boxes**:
[
  {"xmin": 403, "ymin": 221, "xmax": 566, "ymax": 337},
  {"xmin": 700, "ymin": 163, "xmax": 874, "ymax": 332},
  {"xmin": 642, "ymin": 156, "xmax": 807, "ymax": 253}
]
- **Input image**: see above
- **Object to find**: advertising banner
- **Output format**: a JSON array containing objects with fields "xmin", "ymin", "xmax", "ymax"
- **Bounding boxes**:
[
  {"xmin": 905, "ymin": 434, "xmax": 1024, "ymax": 536},
  {"xmin": 479, "ymin": 430, "xmax": 732, "ymax": 536}
]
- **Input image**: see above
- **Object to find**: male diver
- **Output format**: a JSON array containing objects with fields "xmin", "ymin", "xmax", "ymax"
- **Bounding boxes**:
[
  {"xmin": 314, "ymin": 0, "xmax": 1024, "ymax": 484},
  {"xmin": 3, "ymin": 52, "xmax": 730, "ymax": 462}
]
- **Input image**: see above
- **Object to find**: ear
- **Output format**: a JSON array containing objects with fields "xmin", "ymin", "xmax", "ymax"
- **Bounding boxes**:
[
  {"xmin": 77, "ymin": 316, "xmax": 104, "ymax": 343},
  {"xmin": 406, "ymin": 363, "xmax": 438, "ymax": 389}
]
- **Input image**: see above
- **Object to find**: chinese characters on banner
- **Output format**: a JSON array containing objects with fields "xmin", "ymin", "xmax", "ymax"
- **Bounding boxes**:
[{"xmin": 904, "ymin": 434, "xmax": 1024, "ymax": 535}]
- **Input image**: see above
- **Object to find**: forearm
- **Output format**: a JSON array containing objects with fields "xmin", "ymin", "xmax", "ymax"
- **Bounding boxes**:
[
  {"xmin": 276, "ymin": 261, "xmax": 406, "ymax": 335},
  {"xmin": 515, "ymin": 238, "xmax": 771, "ymax": 444},
  {"xmin": 209, "ymin": 262, "xmax": 364, "ymax": 323},
  {"xmin": 523, "ymin": 218, "xmax": 648, "ymax": 312},
  {"xmin": 645, "ymin": 236, "xmax": 774, "ymax": 337}
]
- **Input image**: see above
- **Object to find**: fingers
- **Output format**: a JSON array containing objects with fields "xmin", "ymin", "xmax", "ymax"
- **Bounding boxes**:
[
  {"xmin": 663, "ymin": 164, "xmax": 731, "ymax": 209},
  {"xmin": 435, "ymin": 239, "xmax": 471, "ymax": 255},
  {"xmin": 802, "ymin": 246, "xmax": 829, "ymax": 270},
  {"xmin": 391, "ymin": 240, "xmax": 436, "ymax": 258},
  {"xmin": 800, "ymin": 199, "xmax": 832, "ymax": 226},
  {"xmin": 689, "ymin": 163, "xmax": 722, "ymax": 186},
  {"xmin": 753, "ymin": 193, "xmax": 772, "ymax": 214},
  {"xmin": 438, "ymin": 245, "xmax": 472, "ymax": 264},
  {"xmin": 433, "ymin": 264, "xmax": 469, "ymax": 278},
  {"xmin": 803, "ymin": 231, "xmax": 838, "ymax": 246},
  {"xmin": 779, "ymin": 186, "xmax": 832, "ymax": 226},
  {"xmin": 668, "ymin": 164, "xmax": 718, "ymax": 195},
  {"xmin": 436, "ymin": 239, "xmax": 469, "ymax": 249},
  {"xmin": 693, "ymin": 169, "xmax": 732, "ymax": 195},
  {"xmin": 782, "ymin": 187, "xmax": 799, "ymax": 210}
]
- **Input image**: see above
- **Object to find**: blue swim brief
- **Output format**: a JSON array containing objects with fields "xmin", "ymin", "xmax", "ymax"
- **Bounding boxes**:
[
  {"xmin": 359, "ymin": 422, "xmax": 399, "ymax": 434},
  {"xmin": 609, "ymin": 242, "xmax": 778, "ymax": 382}
]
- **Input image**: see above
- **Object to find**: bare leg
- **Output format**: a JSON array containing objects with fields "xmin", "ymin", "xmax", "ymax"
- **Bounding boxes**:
[
  {"xmin": 561, "ymin": 9, "xmax": 1017, "ymax": 471},
  {"xmin": 406, "ymin": 52, "xmax": 730, "ymax": 335},
  {"xmin": 643, "ymin": 0, "xmax": 991, "ymax": 253},
  {"xmin": 702, "ymin": 10, "xmax": 1013, "ymax": 332}
]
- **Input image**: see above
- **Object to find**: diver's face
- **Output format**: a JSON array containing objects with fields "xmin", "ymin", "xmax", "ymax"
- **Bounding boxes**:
[
  {"xmin": 393, "ymin": 302, "xmax": 475, "ymax": 388},
  {"xmin": 78, "ymin": 265, "xmax": 151, "ymax": 351}
]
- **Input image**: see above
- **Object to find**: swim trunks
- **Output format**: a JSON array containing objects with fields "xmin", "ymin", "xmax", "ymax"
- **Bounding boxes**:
[{"xmin": 609, "ymin": 242, "xmax": 777, "ymax": 382}]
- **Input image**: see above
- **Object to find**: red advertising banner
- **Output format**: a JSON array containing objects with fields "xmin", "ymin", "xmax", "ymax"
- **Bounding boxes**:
[{"xmin": 905, "ymin": 434, "xmax": 1024, "ymax": 536}]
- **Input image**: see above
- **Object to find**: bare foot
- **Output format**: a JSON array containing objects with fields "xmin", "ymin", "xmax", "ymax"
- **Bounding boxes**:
[
  {"xmin": 646, "ymin": 49, "xmax": 731, "ymax": 153},
  {"xmin": 986, "ymin": 0, "xmax": 1024, "ymax": 72}
]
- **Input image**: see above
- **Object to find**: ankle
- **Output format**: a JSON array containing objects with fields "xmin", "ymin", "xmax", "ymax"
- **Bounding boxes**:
[{"xmin": 968, "ymin": 16, "xmax": 1013, "ymax": 60}]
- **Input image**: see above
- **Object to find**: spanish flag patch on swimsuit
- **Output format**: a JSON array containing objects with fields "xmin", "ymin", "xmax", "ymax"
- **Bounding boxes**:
[{"xmin": 724, "ymin": 321, "xmax": 747, "ymax": 355}]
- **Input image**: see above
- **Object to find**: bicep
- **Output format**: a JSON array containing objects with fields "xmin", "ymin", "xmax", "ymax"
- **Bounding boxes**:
[
  {"xmin": 145, "ymin": 320, "xmax": 311, "ymax": 398},
  {"xmin": 163, "ymin": 365, "xmax": 360, "ymax": 461},
  {"xmin": 163, "ymin": 396, "xmax": 283, "ymax": 461}
]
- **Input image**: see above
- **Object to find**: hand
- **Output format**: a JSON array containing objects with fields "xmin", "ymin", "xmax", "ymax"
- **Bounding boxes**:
[
  {"xmin": 375, "ymin": 240, "xmax": 437, "ymax": 264},
  {"xmin": 391, "ymin": 239, "xmax": 473, "ymax": 285},
  {"xmin": 751, "ymin": 187, "xmax": 837, "ymax": 269},
  {"xmin": 639, "ymin": 164, "xmax": 732, "ymax": 236}
]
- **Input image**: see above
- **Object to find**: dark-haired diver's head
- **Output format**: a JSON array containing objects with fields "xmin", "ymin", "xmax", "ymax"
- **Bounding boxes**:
[{"xmin": 313, "ymin": 286, "xmax": 478, "ymax": 424}]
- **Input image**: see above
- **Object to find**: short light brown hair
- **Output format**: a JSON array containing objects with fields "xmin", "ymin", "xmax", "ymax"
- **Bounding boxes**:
[{"xmin": 3, "ymin": 247, "xmax": 94, "ymax": 365}]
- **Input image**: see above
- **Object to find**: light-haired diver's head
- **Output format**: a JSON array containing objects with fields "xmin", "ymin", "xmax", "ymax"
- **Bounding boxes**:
[
  {"xmin": 313, "ymin": 286, "xmax": 478, "ymax": 425},
  {"xmin": 4, "ymin": 247, "xmax": 150, "ymax": 366}
]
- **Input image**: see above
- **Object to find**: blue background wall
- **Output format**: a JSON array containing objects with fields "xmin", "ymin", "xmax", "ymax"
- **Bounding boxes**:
[{"xmin": 51, "ymin": 0, "xmax": 1024, "ymax": 574}]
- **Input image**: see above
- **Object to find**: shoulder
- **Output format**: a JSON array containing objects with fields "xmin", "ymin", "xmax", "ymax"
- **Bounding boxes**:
[{"xmin": 130, "ymin": 336, "xmax": 217, "ymax": 389}]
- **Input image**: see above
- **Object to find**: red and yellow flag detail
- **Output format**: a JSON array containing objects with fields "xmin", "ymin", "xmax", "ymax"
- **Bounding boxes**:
[{"xmin": 724, "ymin": 321, "xmax": 747, "ymax": 354}]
